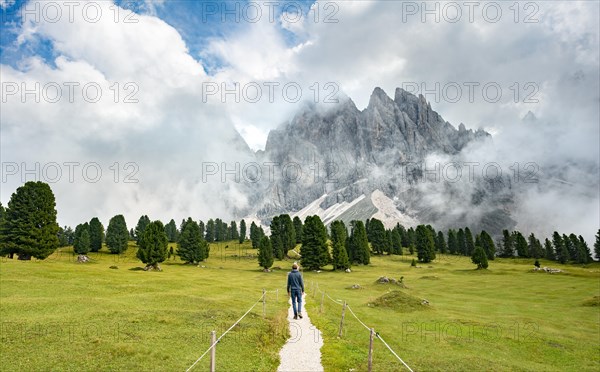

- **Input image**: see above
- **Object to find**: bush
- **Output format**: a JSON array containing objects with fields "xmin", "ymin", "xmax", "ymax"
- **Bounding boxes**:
[{"xmin": 411, "ymin": 259, "xmax": 417, "ymax": 267}]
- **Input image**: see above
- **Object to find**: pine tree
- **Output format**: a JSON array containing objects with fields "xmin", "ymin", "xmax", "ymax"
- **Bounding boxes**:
[
  {"xmin": 447, "ymin": 229, "xmax": 458, "ymax": 254},
  {"xmin": 594, "ymin": 229, "xmax": 600, "ymax": 261},
  {"xmin": 513, "ymin": 231, "xmax": 529, "ymax": 258},
  {"xmin": 0, "ymin": 182, "xmax": 59, "ymax": 260},
  {"xmin": 239, "ymin": 219, "xmax": 246, "ymax": 244},
  {"xmin": 471, "ymin": 246, "xmax": 489, "ymax": 269},
  {"xmin": 553, "ymin": 232, "xmax": 569, "ymax": 264},
  {"xmin": 544, "ymin": 238, "xmax": 555, "ymax": 261},
  {"xmin": 73, "ymin": 223, "xmax": 90, "ymax": 254},
  {"xmin": 89, "ymin": 217, "xmax": 104, "ymax": 252},
  {"xmin": 367, "ymin": 218, "xmax": 386, "ymax": 255},
  {"xmin": 464, "ymin": 227, "xmax": 475, "ymax": 256},
  {"xmin": 136, "ymin": 220, "xmax": 168, "ymax": 270},
  {"xmin": 293, "ymin": 216, "xmax": 303, "ymax": 244},
  {"xmin": 479, "ymin": 230, "xmax": 496, "ymax": 260},
  {"xmin": 106, "ymin": 215, "xmax": 129, "ymax": 254},
  {"xmin": 205, "ymin": 219, "xmax": 215, "ymax": 242},
  {"xmin": 258, "ymin": 236, "xmax": 274, "ymax": 270},
  {"xmin": 177, "ymin": 218, "xmax": 208, "ymax": 264},
  {"xmin": 415, "ymin": 225, "xmax": 436, "ymax": 263},
  {"xmin": 300, "ymin": 216, "xmax": 329, "ymax": 270},
  {"xmin": 500, "ymin": 230, "xmax": 514, "ymax": 257},
  {"xmin": 436, "ymin": 231, "xmax": 447, "ymax": 254},
  {"xmin": 164, "ymin": 219, "xmax": 179, "ymax": 243},
  {"xmin": 348, "ymin": 220, "xmax": 370, "ymax": 265},
  {"xmin": 407, "ymin": 227, "xmax": 415, "ymax": 248},
  {"xmin": 330, "ymin": 221, "xmax": 350, "ymax": 270}
]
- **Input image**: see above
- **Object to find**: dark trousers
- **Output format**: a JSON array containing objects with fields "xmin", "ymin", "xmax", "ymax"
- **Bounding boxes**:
[{"xmin": 291, "ymin": 289, "xmax": 302, "ymax": 316}]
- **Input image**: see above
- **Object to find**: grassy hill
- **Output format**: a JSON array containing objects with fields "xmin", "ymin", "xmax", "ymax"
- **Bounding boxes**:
[{"xmin": 1, "ymin": 241, "xmax": 599, "ymax": 371}]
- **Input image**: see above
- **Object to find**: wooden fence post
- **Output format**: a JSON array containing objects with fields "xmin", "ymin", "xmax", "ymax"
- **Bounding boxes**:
[
  {"xmin": 262, "ymin": 289, "xmax": 266, "ymax": 317},
  {"xmin": 368, "ymin": 328, "xmax": 374, "ymax": 372},
  {"xmin": 210, "ymin": 330, "xmax": 216, "ymax": 372},
  {"xmin": 338, "ymin": 301, "xmax": 346, "ymax": 338}
]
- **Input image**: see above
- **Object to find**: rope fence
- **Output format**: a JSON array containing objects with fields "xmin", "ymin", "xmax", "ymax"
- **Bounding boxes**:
[
  {"xmin": 186, "ymin": 285, "xmax": 287, "ymax": 372},
  {"xmin": 315, "ymin": 282, "xmax": 414, "ymax": 372}
]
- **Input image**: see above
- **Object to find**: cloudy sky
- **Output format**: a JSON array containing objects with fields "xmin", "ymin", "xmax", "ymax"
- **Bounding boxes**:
[{"xmin": 1, "ymin": 0, "xmax": 598, "ymax": 240}]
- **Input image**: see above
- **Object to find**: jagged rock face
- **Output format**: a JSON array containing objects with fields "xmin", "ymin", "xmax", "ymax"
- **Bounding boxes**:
[{"xmin": 253, "ymin": 87, "xmax": 512, "ymax": 233}]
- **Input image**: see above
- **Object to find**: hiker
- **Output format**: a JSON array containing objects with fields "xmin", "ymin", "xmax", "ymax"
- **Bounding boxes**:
[{"xmin": 287, "ymin": 262, "xmax": 305, "ymax": 320}]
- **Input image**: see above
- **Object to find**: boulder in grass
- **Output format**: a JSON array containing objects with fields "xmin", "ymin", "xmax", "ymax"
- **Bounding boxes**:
[{"xmin": 77, "ymin": 255, "xmax": 89, "ymax": 263}]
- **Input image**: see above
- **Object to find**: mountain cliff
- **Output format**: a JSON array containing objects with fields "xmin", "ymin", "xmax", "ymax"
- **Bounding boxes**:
[{"xmin": 250, "ymin": 87, "xmax": 514, "ymax": 233}]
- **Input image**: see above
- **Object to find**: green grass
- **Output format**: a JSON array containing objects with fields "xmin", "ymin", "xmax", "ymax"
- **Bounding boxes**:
[
  {"xmin": 1, "ymin": 245, "xmax": 599, "ymax": 371},
  {"xmin": 0, "ymin": 241, "xmax": 290, "ymax": 371},
  {"xmin": 305, "ymin": 254, "xmax": 600, "ymax": 371}
]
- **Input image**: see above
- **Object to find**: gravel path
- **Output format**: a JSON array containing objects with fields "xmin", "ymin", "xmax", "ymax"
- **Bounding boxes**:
[{"xmin": 277, "ymin": 294, "xmax": 324, "ymax": 372}]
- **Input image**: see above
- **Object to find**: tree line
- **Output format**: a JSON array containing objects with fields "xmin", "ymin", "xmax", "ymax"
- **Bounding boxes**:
[{"xmin": 1, "ymin": 182, "xmax": 599, "ymax": 272}]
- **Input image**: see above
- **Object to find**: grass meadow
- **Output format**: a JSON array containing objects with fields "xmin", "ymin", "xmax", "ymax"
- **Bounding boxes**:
[{"xmin": 1, "ymin": 240, "xmax": 599, "ymax": 371}]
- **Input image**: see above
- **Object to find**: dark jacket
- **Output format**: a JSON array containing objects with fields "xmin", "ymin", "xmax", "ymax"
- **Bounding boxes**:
[{"xmin": 287, "ymin": 269, "xmax": 304, "ymax": 292}]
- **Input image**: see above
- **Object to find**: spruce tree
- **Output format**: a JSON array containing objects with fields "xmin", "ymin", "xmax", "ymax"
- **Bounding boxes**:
[
  {"xmin": 464, "ymin": 227, "xmax": 475, "ymax": 256},
  {"xmin": 134, "ymin": 215, "xmax": 151, "ymax": 244},
  {"xmin": 553, "ymin": 232, "xmax": 569, "ymax": 264},
  {"xmin": 229, "ymin": 221, "xmax": 239, "ymax": 241},
  {"xmin": 348, "ymin": 220, "xmax": 370, "ymax": 265},
  {"xmin": 250, "ymin": 221, "xmax": 260, "ymax": 248},
  {"xmin": 280, "ymin": 214, "xmax": 296, "ymax": 256},
  {"xmin": 528, "ymin": 233, "xmax": 543, "ymax": 259},
  {"xmin": 479, "ymin": 230, "xmax": 496, "ymax": 260},
  {"xmin": 436, "ymin": 231, "xmax": 447, "ymax": 254},
  {"xmin": 106, "ymin": 215, "xmax": 129, "ymax": 254},
  {"xmin": 330, "ymin": 221, "xmax": 350, "ymax": 270},
  {"xmin": 205, "ymin": 219, "xmax": 215, "ymax": 242},
  {"xmin": 367, "ymin": 218, "xmax": 386, "ymax": 255},
  {"xmin": 447, "ymin": 229, "xmax": 458, "ymax": 254},
  {"xmin": 0, "ymin": 182, "xmax": 59, "ymax": 260},
  {"xmin": 392, "ymin": 227, "xmax": 403, "ymax": 255},
  {"xmin": 513, "ymin": 231, "xmax": 529, "ymax": 258},
  {"xmin": 566, "ymin": 234, "xmax": 579, "ymax": 262},
  {"xmin": 198, "ymin": 220, "xmax": 205, "ymax": 238},
  {"xmin": 270, "ymin": 216, "xmax": 284, "ymax": 259},
  {"xmin": 239, "ymin": 219, "xmax": 246, "ymax": 244},
  {"xmin": 89, "ymin": 217, "xmax": 104, "ymax": 252},
  {"xmin": 258, "ymin": 236, "xmax": 274, "ymax": 270},
  {"xmin": 293, "ymin": 216, "xmax": 303, "ymax": 244},
  {"xmin": 544, "ymin": 238, "xmax": 555, "ymax": 261},
  {"xmin": 300, "ymin": 216, "xmax": 329, "ymax": 270},
  {"xmin": 594, "ymin": 229, "xmax": 600, "ymax": 261},
  {"xmin": 164, "ymin": 219, "xmax": 179, "ymax": 243},
  {"xmin": 177, "ymin": 218, "xmax": 208, "ymax": 264},
  {"xmin": 415, "ymin": 225, "xmax": 436, "ymax": 263},
  {"xmin": 136, "ymin": 220, "xmax": 168, "ymax": 270},
  {"xmin": 500, "ymin": 230, "xmax": 514, "ymax": 257},
  {"xmin": 73, "ymin": 223, "xmax": 91, "ymax": 254},
  {"xmin": 471, "ymin": 246, "xmax": 489, "ymax": 269},
  {"xmin": 577, "ymin": 235, "xmax": 591, "ymax": 264},
  {"xmin": 457, "ymin": 228, "xmax": 466, "ymax": 256}
]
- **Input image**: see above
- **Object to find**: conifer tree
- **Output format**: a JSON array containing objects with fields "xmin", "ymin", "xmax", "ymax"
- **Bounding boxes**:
[
  {"xmin": 415, "ymin": 225, "xmax": 436, "ymax": 263},
  {"xmin": 330, "ymin": 220, "xmax": 350, "ymax": 270},
  {"xmin": 134, "ymin": 215, "xmax": 151, "ymax": 244},
  {"xmin": 0, "ymin": 182, "xmax": 59, "ymax": 260},
  {"xmin": 447, "ymin": 229, "xmax": 458, "ymax": 255},
  {"xmin": 106, "ymin": 215, "xmax": 129, "ymax": 254},
  {"xmin": 178, "ymin": 218, "xmax": 209, "ymax": 264},
  {"xmin": 500, "ymin": 230, "xmax": 514, "ymax": 257},
  {"xmin": 239, "ymin": 219, "xmax": 246, "ymax": 244},
  {"xmin": 464, "ymin": 227, "xmax": 475, "ymax": 256},
  {"xmin": 553, "ymin": 232, "xmax": 569, "ymax": 264},
  {"xmin": 513, "ymin": 231, "xmax": 529, "ymax": 258},
  {"xmin": 594, "ymin": 229, "xmax": 600, "ymax": 261},
  {"xmin": 137, "ymin": 220, "xmax": 168, "ymax": 270},
  {"xmin": 471, "ymin": 246, "xmax": 489, "ymax": 269},
  {"xmin": 89, "ymin": 217, "xmax": 104, "ymax": 252},
  {"xmin": 300, "ymin": 215, "xmax": 329, "ymax": 270},
  {"xmin": 436, "ymin": 231, "xmax": 447, "ymax": 254},
  {"xmin": 544, "ymin": 238, "xmax": 555, "ymax": 261},
  {"xmin": 479, "ymin": 230, "xmax": 496, "ymax": 260},
  {"xmin": 293, "ymin": 216, "xmax": 303, "ymax": 244},
  {"xmin": 258, "ymin": 236, "xmax": 273, "ymax": 270}
]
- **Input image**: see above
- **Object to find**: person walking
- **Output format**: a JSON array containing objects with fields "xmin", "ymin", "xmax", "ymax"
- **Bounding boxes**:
[{"xmin": 287, "ymin": 262, "xmax": 305, "ymax": 320}]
